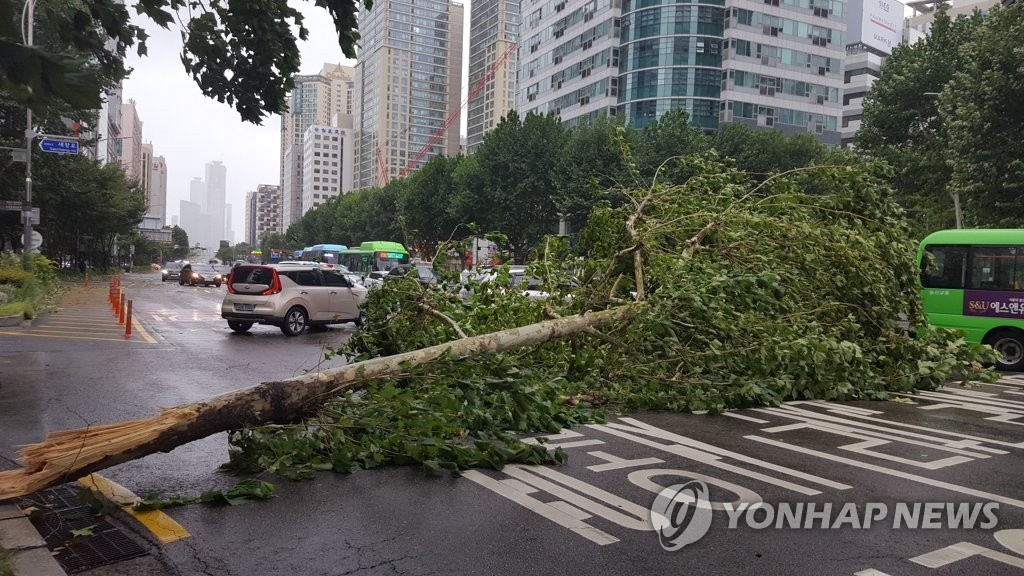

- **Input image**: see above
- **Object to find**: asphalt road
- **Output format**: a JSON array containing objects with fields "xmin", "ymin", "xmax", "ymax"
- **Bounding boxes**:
[{"xmin": 1, "ymin": 273, "xmax": 1023, "ymax": 576}]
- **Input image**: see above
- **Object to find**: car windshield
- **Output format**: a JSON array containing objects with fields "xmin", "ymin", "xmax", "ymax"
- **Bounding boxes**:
[
  {"xmin": 164, "ymin": 262, "xmax": 182, "ymax": 270},
  {"xmin": 192, "ymin": 265, "xmax": 219, "ymax": 275}
]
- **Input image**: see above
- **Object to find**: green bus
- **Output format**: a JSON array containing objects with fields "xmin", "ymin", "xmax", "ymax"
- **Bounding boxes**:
[
  {"xmin": 336, "ymin": 241, "xmax": 411, "ymax": 274},
  {"xmin": 917, "ymin": 229, "xmax": 1024, "ymax": 371}
]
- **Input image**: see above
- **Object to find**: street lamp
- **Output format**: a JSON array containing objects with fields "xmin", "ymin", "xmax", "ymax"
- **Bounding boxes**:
[{"xmin": 21, "ymin": 0, "xmax": 37, "ymax": 269}]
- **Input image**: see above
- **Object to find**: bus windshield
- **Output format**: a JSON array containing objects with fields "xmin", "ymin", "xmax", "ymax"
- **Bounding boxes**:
[
  {"xmin": 301, "ymin": 244, "xmax": 348, "ymax": 266},
  {"xmin": 917, "ymin": 229, "xmax": 1024, "ymax": 371}
]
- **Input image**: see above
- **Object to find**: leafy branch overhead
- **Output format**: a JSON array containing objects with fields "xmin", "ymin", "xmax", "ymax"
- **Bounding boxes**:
[{"xmin": 0, "ymin": 0, "xmax": 372, "ymax": 123}]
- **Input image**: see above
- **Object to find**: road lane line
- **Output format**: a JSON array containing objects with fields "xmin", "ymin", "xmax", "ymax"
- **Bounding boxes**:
[
  {"xmin": 78, "ymin": 474, "xmax": 190, "ymax": 543},
  {"xmin": 746, "ymin": 435, "xmax": 1024, "ymax": 509}
]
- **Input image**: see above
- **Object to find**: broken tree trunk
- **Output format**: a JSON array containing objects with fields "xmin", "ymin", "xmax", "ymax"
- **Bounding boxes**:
[{"xmin": 0, "ymin": 307, "xmax": 631, "ymax": 500}]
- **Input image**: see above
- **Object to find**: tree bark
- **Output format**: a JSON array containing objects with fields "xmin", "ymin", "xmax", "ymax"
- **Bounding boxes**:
[{"xmin": 0, "ymin": 306, "xmax": 632, "ymax": 500}]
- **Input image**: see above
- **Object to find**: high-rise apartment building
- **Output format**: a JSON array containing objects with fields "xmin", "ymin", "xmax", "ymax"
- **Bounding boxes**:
[
  {"xmin": 466, "ymin": 0, "xmax": 521, "ymax": 152},
  {"xmin": 354, "ymin": 0, "xmax": 465, "ymax": 189},
  {"xmin": 245, "ymin": 185, "xmax": 283, "ymax": 246},
  {"xmin": 518, "ymin": 0, "xmax": 623, "ymax": 128},
  {"xmin": 119, "ymin": 100, "xmax": 144, "ymax": 180},
  {"xmin": 301, "ymin": 125, "xmax": 356, "ymax": 213},
  {"xmin": 518, "ymin": 0, "xmax": 845, "ymax": 142},
  {"xmin": 279, "ymin": 64, "xmax": 356, "ymax": 230}
]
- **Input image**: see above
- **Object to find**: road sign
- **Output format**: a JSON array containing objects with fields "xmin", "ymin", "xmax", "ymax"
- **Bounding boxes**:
[
  {"xmin": 21, "ymin": 230, "xmax": 42, "ymax": 251},
  {"xmin": 39, "ymin": 138, "xmax": 79, "ymax": 155},
  {"xmin": 20, "ymin": 208, "xmax": 39, "ymax": 225}
]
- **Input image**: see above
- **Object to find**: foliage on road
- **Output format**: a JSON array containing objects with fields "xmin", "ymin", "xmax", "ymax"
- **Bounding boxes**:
[
  {"xmin": 225, "ymin": 153, "xmax": 997, "ymax": 480},
  {"xmin": 133, "ymin": 479, "xmax": 276, "ymax": 511}
]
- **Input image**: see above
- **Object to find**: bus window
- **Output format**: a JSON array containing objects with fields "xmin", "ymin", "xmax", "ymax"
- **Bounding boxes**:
[
  {"xmin": 968, "ymin": 246, "xmax": 1023, "ymax": 291},
  {"xmin": 921, "ymin": 245, "xmax": 967, "ymax": 289}
]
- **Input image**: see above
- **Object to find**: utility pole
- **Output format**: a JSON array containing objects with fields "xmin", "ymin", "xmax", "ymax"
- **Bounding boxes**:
[{"xmin": 21, "ymin": 0, "xmax": 36, "ymax": 270}]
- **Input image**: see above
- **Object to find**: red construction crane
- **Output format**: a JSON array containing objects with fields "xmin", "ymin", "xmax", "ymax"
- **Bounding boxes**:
[
  {"xmin": 376, "ymin": 147, "xmax": 390, "ymax": 187},
  {"xmin": 374, "ymin": 41, "xmax": 518, "ymax": 182}
]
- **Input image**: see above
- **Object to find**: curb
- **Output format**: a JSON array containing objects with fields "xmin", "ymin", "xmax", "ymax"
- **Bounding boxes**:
[
  {"xmin": 0, "ymin": 315, "xmax": 28, "ymax": 328},
  {"xmin": 0, "ymin": 504, "xmax": 67, "ymax": 576}
]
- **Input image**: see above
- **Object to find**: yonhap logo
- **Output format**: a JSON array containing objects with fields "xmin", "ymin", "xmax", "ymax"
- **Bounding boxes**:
[{"xmin": 649, "ymin": 480, "xmax": 713, "ymax": 551}]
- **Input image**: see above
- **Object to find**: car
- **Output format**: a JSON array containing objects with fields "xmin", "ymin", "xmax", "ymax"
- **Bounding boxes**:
[
  {"xmin": 221, "ymin": 262, "xmax": 369, "ymax": 336},
  {"xmin": 181, "ymin": 263, "xmax": 225, "ymax": 287},
  {"xmin": 161, "ymin": 261, "xmax": 186, "ymax": 282},
  {"xmin": 385, "ymin": 263, "xmax": 438, "ymax": 285}
]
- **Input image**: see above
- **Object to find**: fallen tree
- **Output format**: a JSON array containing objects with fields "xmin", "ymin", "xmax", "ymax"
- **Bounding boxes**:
[
  {"xmin": 0, "ymin": 307, "xmax": 630, "ymax": 499},
  {"xmin": 0, "ymin": 153, "xmax": 997, "ymax": 499}
]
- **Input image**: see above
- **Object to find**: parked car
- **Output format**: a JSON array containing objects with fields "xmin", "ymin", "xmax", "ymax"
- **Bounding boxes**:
[
  {"xmin": 221, "ymin": 263, "xmax": 369, "ymax": 336},
  {"xmin": 181, "ymin": 263, "xmax": 225, "ymax": 287},
  {"xmin": 161, "ymin": 261, "xmax": 187, "ymax": 282}
]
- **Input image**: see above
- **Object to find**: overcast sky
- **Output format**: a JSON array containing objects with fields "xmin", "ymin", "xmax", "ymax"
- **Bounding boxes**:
[{"xmin": 123, "ymin": 2, "xmax": 472, "ymax": 243}]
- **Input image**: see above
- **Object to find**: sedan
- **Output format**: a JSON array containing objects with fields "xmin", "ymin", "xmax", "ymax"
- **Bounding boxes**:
[{"xmin": 181, "ymin": 264, "xmax": 225, "ymax": 287}]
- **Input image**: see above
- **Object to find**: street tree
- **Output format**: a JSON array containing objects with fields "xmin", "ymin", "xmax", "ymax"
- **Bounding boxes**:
[
  {"xmin": 452, "ymin": 111, "xmax": 567, "ymax": 261},
  {"xmin": 1, "ymin": 0, "xmax": 369, "ymax": 123},
  {"xmin": 941, "ymin": 3, "xmax": 1024, "ymax": 226},
  {"xmin": 553, "ymin": 115, "xmax": 633, "ymax": 234},
  {"xmin": 854, "ymin": 7, "xmax": 987, "ymax": 232},
  {"xmin": 21, "ymin": 153, "xmax": 145, "ymax": 268},
  {"xmin": 710, "ymin": 123, "xmax": 828, "ymax": 177},
  {"xmin": 628, "ymin": 109, "xmax": 711, "ymax": 183},
  {"xmin": 400, "ymin": 155, "xmax": 464, "ymax": 257},
  {"xmin": 169, "ymin": 226, "xmax": 189, "ymax": 260}
]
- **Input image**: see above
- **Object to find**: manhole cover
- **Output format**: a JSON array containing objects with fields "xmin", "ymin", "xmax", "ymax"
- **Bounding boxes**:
[{"xmin": 18, "ymin": 484, "xmax": 149, "ymax": 573}]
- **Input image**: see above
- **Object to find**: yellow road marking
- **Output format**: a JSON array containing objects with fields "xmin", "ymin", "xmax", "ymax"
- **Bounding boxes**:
[
  {"xmin": 0, "ymin": 331, "xmax": 143, "ymax": 342},
  {"xmin": 78, "ymin": 474, "xmax": 190, "ymax": 544},
  {"xmin": 131, "ymin": 316, "xmax": 157, "ymax": 343}
]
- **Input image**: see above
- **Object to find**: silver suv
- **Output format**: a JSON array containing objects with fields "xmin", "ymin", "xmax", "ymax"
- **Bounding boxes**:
[{"xmin": 221, "ymin": 263, "xmax": 368, "ymax": 336}]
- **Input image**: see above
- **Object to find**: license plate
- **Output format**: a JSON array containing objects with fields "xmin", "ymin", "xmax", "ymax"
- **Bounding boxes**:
[{"xmin": 234, "ymin": 304, "xmax": 256, "ymax": 312}]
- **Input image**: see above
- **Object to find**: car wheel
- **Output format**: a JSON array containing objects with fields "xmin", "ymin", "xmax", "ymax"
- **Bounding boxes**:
[
  {"xmin": 354, "ymin": 310, "xmax": 367, "ymax": 328},
  {"xmin": 985, "ymin": 329, "xmax": 1024, "ymax": 371},
  {"xmin": 215, "ymin": 281, "xmax": 222, "ymax": 288},
  {"xmin": 281, "ymin": 307, "xmax": 308, "ymax": 336},
  {"xmin": 228, "ymin": 321, "xmax": 253, "ymax": 333}
]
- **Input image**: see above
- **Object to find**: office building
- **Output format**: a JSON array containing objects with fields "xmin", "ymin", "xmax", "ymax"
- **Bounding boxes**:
[
  {"xmin": 245, "ymin": 184, "xmax": 283, "ymax": 246},
  {"xmin": 466, "ymin": 0, "xmax": 521, "ymax": 152},
  {"xmin": 301, "ymin": 125, "xmax": 355, "ymax": 213},
  {"xmin": 354, "ymin": 0, "xmax": 465, "ymax": 189},
  {"xmin": 279, "ymin": 64, "xmax": 356, "ymax": 230}
]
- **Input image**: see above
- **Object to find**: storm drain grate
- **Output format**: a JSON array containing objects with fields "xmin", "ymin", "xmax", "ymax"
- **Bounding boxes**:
[{"xmin": 18, "ymin": 484, "xmax": 149, "ymax": 573}]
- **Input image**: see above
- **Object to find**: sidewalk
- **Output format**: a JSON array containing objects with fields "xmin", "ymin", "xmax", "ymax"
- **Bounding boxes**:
[{"xmin": 0, "ymin": 503, "xmax": 67, "ymax": 576}]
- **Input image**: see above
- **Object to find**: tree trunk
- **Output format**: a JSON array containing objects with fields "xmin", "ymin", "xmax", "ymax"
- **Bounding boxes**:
[{"xmin": 0, "ymin": 306, "xmax": 631, "ymax": 500}]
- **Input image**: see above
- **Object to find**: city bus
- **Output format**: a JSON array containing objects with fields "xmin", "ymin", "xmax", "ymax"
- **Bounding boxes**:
[
  {"xmin": 917, "ymin": 229, "xmax": 1024, "ymax": 371},
  {"xmin": 300, "ymin": 244, "xmax": 348, "ymax": 266},
  {"xmin": 337, "ymin": 241, "xmax": 410, "ymax": 273}
]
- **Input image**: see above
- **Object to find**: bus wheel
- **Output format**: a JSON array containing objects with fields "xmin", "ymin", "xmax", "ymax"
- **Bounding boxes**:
[{"xmin": 986, "ymin": 329, "xmax": 1024, "ymax": 372}]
